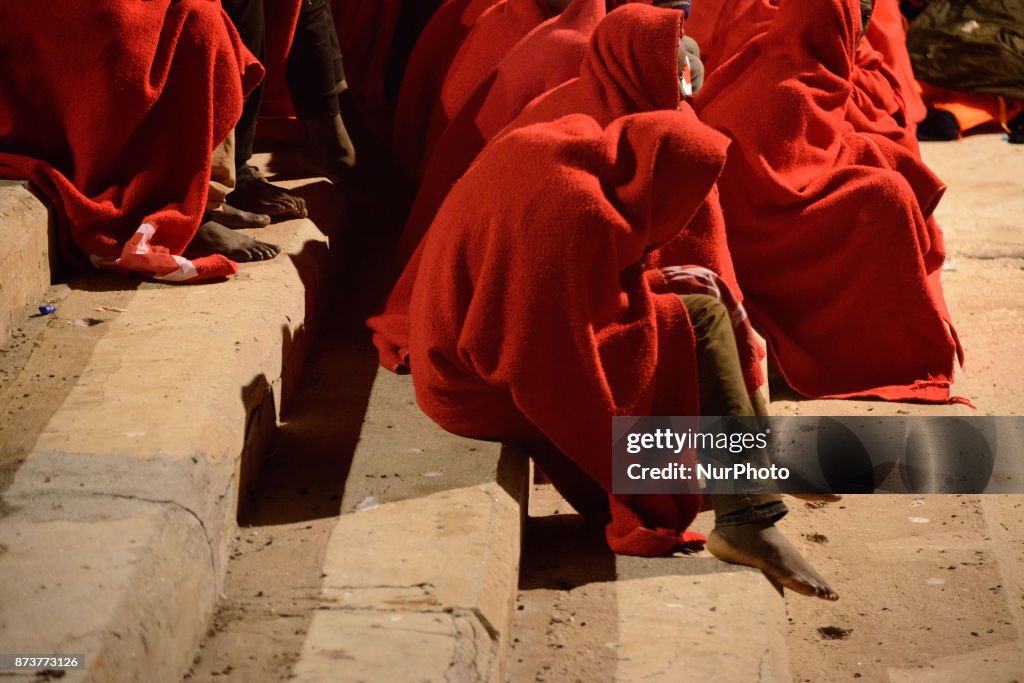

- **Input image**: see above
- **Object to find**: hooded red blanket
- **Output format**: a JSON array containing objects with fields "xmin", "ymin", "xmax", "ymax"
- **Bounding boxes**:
[
  {"xmin": 687, "ymin": 0, "xmax": 941, "ymax": 212},
  {"xmin": 694, "ymin": 0, "xmax": 961, "ymax": 402},
  {"xmin": 502, "ymin": 4, "xmax": 683, "ymax": 132},
  {"xmin": 865, "ymin": 0, "xmax": 926, "ymax": 128},
  {"xmin": 417, "ymin": 0, "xmax": 553, "ymax": 179},
  {"xmin": 0, "ymin": 0, "xmax": 262, "ymax": 282},
  {"xmin": 372, "ymin": 3, "xmax": 763, "ymax": 396},
  {"xmin": 391, "ymin": 0, "xmax": 505, "ymax": 180},
  {"xmin": 688, "ymin": 0, "xmax": 927, "ymax": 153},
  {"xmin": 501, "ymin": 3, "xmax": 764, "ymax": 389},
  {"xmin": 396, "ymin": 0, "xmax": 607, "ymax": 261},
  {"xmin": 405, "ymin": 111, "xmax": 730, "ymax": 556}
]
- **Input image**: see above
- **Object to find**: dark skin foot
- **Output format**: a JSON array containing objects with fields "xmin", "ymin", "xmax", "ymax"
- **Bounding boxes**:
[
  {"xmin": 187, "ymin": 221, "xmax": 281, "ymax": 262},
  {"xmin": 228, "ymin": 166, "xmax": 308, "ymax": 220},
  {"xmin": 707, "ymin": 521, "xmax": 839, "ymax": 601},
  {"xmin": 205, "ymin": 202, "xmax": 271, "ymax": 229}
]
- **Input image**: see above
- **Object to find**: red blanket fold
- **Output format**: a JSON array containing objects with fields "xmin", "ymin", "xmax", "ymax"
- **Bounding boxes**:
[
  {"xmin": 403, "ymin": 111, "xmax": 730, "ymax": 556},
  {"xmin": 501, "ymin": 3, "xmax": 765, "ymax": 390},
  {"xmin": 688, "ymin": 0, "xmax": 942, "ymax": 215},
  {"xmin": 391, "ymin": 0, "xmax": 504, "ymax": 179},
  {"xmin": 0, "ymin": 0, "xmax": 262, "ymax": 282},
  {"xmin": 332, "ymin": 0, "xmax": 401, "ymax": 117},
  {"xmin": 693, "ymin": 0, "xmax": 960, "ymax": 402},
  {"xmin": 372, "ymin": 2, "xmax": 763, "ymax": 396},
  {"xmin": 396, "ymin": 0, "xmax": 607, "ymax": 261},
  {"xmin": 501, "ymin": 3, "xmax": 684, "ymax": 133},
  {"xmin": 865, "ymin": 0, "xmax": 926, "ymax": 128},
  {"xmin": 683, "ymin": 0, "xmax": 777, "ymax": 76},
  {"xmin": 260, "ymin": 1, "xmax": 304, "ymax": 119},
  {"xmin": 419, "ymin": 0, "xmax": 553, "ymax": 177},
  {"xmin": 850, "ymin": 39, "xmax": 946, "ymax": 217}
]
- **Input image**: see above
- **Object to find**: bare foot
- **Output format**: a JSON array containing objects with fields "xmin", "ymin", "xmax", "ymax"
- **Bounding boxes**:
[
  {"xmin": 707, "ymin": 521, "xmax": 839, "ymax": 601},
  {"xmin": 206, "ymin": 203, "xmax": 271, "ymax": 229},
  {"xmin": 188, "ymin": 221, "xmax": 281, "ymax": 262},
  {"xmin": 229, "ymin": 166, "xmax": 308, "ymax": 220}
]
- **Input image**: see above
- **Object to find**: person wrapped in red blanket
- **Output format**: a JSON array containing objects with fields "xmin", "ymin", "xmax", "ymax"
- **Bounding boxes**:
[
  {"xmin": 0, "ymin": 0, "xmax": 270, "ymax": 282},
  {"xmin": 392, "ymin": 0, "xmax": 551, "ymax": 182},
  {"xmin": 693, "ymin": 0, "xmax": 962, "ymax": 402},
  {"xmin": 396, "ymin": 0, "xmax": 607, "ymax": 261},
  {"xmin": 372, "ymin": 3, "xmax": 764, "ymax": 402},
  {"xmin": 399, "ymin": 110, "xmax": 837, "ymax": 598},
  {"xmin": 391, "ymin": 0, "xmax": 661, "ymax": 183},
  {"xmin": 687, "ymin": 0, "xmax": 926, "ymax": 152},
  {"xmin": 497, "ymin": 2, "xmax": 765, "ymax": 393}
]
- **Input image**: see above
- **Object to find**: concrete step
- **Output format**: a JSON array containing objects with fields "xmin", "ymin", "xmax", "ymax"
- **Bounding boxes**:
[
  {"xmin": 0, "ymin": 158, "xmax": 343, "ymax": 682},
  {"xmin": 290, "ymin": 369, "xmax": 530, "ymax": 682},
  {"xmin": 0, "ymin": 180, "xmax": 55, "ymax": 344},
  {"xmin": 780, "ymin": 493, "xmax": 1024, "ymax": 680},
  {"xmin": 510, "ymin": 485, "xmax": 791, "ymax": 683}
]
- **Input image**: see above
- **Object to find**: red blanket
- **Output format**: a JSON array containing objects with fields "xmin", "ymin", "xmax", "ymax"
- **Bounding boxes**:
[
  {"xmin": 849, "ymin": 39, "xmax": 946, "ymax": 218},
  {"xmin": 396, "ymin": 0, "xmax": 607, "ymax": 261},
  {"xmin": 403, "ymin": 111, "xmax": 730, "ymax": 556},
  {"xmin": 501, "ymin": 3, "xmax": 764, "ymax": 390},
  {"xmin": 417, "ymin": 0, "xmax": 553, "ymax": 179},
  {"xmin": 391, "ymin": 0, "xmax": 504, "ymax": 180},
  {"xmin": 333, "ymin": 0, "xmax": 401, "ymax": 124},
  {"xmin": 865, "ymin": 0, "xmax": 926, "ymax": 128},
  {"xmin": 373, "ymin": 3, "xmax": 763, "ymax": 395},
  {"xmin": 260, "ymin": 1, "xmax": 304, "ymax": 119},
  {"xmin": 0, "ymin": 0, "xmax": 262, "ymax": 282},
  {"xmin": 694, "ymin": 0, "xmax": 961, "ymax": 402},
  {"xmin": 502, "ymin": 4, "xmax": 684, "ymax": 132},
  {"xmin": 684, "ymin": 0, "xmax": 777, "ymax": 76},
  {"xmin": 402, "ymin": 0, "xmax": 661, "ymax": 179},
  {"xmin": 688, "ymin": 0, "xmax": 940, "ymax": 212}
]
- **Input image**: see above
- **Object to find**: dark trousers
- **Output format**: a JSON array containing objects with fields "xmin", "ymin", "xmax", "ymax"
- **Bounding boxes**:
[
  {"xmin": 287, "ymin": 0, "xmax": 346, "ymax": 120},
  {"xmin": 680, "ymin": 294, "xmax": 787, "ymax": 526},
  {"xmin": 222, "ymin": 0, "xmax": 346, "ymax": 166},
  {"xmin": 528, "ymin": 294, "xmax": 787, "ymax": 532},
  {"xmin": 222, "ymin": 0, "xmax": 265, "ymax": 168}
]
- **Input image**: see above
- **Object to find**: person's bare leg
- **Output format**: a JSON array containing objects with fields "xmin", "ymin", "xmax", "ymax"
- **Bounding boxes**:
[
  {"xmin": 303, "ymin": 111, "xmax": 356, "ymax": 175},
  {"xmin": 188, "ymin": 220, "xmax": 281, "ymax": 262},
  {"xmin": 707, "ymin": 520, "xmax": 839, "ymax": 600},
  {"xmin": 228, "ymin": 165, "xmax": 308, "ymax": 220}
]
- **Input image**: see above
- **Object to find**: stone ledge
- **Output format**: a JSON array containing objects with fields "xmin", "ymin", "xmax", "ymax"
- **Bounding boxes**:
[
  {"xmin": 291, "ymin": 366, "xmax": 530, "ymax": 682},
  {"xmin": 295, "ymin": 479, "xmax": 527, "ymax": 683},
  {"xmin": 0, "ymin": 180, "xmax": 53, "ymax": 344},
  {"xmin": 0, "ymin": 167, "xmax": 342, "ymax": 681}
]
